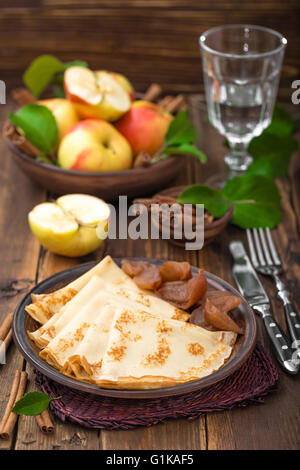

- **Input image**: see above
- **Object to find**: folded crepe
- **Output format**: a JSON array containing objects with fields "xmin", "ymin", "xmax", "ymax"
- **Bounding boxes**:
[
  {"xmin": 27, "ymin": 255, "xmax": 237, "ymax": 390},
  {"xmin": 67, "ymin": 309, "xmax": 236, "ymax": 389},
  {"xmin": 29, "ymin": 267, "xmax": 189, "ymax": 349},
  {"xmin": 37, "ymin": 282, "xmax": 191, "ymax": 368},
  {"xmin": 28, "ymin": 275, "xmax": 108, "ymax": 348},
  {"xmin": 39, "ymin": 291, "xmax": 119, "ymax": 370},
  {"xmin": 25, "ymin": 255, "xmax": 139, "ymax": 324}
]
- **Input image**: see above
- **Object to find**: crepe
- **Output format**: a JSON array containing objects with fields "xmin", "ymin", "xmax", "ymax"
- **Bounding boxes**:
[
  {"xmin": 28, "ymin": 275, "xmax": 108, "ymax": 348},
  {"xmin": 39, "ymin": 291, "xmax": 117, "ymax": 370},
  {"xmin": 29, "ymin": 264, "xmax": 189, "ymax": 349},
  {"xmin": 70, "ymin": 309, "xmax": 236, "ymax": 389},
  {"xmin": 25, "ymin": 256, "xmax": 139, "ymax": 324},
  {"xmin": 27, "ymin": 255, "xmax": 238, "ymax": 390}
]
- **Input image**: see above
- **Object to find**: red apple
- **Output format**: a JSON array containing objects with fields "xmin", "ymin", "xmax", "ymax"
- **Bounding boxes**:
[
  {"xmin": 58, "ymin": 119, "xmax": 133, "ymax": 172},
  {"xmin": 64, "ymin": 67, "xmax": 131, "ymax": 122},
  {"xmin": 115, "ymin": 101, "xmax": 173, "ymax": 157}
]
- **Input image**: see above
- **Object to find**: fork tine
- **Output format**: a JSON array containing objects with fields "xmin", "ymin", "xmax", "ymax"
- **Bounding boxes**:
[
  {"xmin": 259, "ymin": 228, "xmax": 273, "ymax": 265},
  {"xmin": 266, "ymin": 228, "xmax": 281, "ymax": 265},
  {"xmin": 246, "ymin": 229, "xmax": 259, "ymax": 267},
  {"xmin": 253, "ymin": 228, "xmax": 266, "ymax": 265}
]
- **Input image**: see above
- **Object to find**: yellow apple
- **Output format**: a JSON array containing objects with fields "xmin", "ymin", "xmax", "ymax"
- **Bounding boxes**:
[
  {"xmin": 58, "ymin": 119, "xmax": 133, "ymax": 172},
  {"xmin": 37, "ymin": 98, "xmax": 78, "ymax": 143},
  {"xmin": 28, "ymin": 194, "xmax": 110, "ymax": 257},
  {"xmin": 115, "ymin": 100, "xmax": 173, "ymax": 157},
  {"xmin": 64, "ymin": 66, "xmax": 131, "ymax": 121},
  {"xmin": 109, "ymin": 72, "xmax": 135, "ymax": 101}
]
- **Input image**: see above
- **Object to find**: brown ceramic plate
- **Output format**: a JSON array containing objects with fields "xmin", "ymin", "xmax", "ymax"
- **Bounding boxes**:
[
  {"xmin": 5, "ymin": 136, "xmax": 184, "ymax": 201},
  {"xmin": 13, "ymin": 258, "xmax": 257, "ymax": 399}
]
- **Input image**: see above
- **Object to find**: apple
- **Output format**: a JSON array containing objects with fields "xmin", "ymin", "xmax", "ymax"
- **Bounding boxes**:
[
  {"xmin": 115, "ymin": 100, "xmax": 173, "ymax": 157},
  {"xmin": 64, "ymin": 66, "xmax": 131, "ymax": 121},
  {"xmin": 28, "ymin": 194, "xmax": 110, "ymax": 258},
  {"xmin": 37, "ymin": 98, "xmax": 78, "ymax": 143},
  {"xmin": 58, "ymin": 119, "xmax": 133, "ymax": 172},
  {"xmin": 110, "ymin": 72, "xmax": 135, "ymax": 101}
]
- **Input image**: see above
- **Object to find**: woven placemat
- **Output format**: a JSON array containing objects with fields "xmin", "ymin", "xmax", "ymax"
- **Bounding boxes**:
[{"xmin": 35, "ymin": 343, "xmax": 278, "ymax": 430}]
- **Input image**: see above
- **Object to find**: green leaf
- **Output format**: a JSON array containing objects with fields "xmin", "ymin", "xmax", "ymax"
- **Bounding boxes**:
[
  {"xmin": 164, "ymin": 143, "xmax": 207, "ymax": 162},
  {"xmin": 9, "ymin": 104, "xmax": 58, "ymax": 154},
  {"xmin": 265, "ymin": 103, "xmax": 296, "ymax": 137},
  {"xmin": 63, "ymin": 60, "xmax": 88, "ymax": 70},
  {"xmin": 230, "ymin": 202, "xmax": 282, "ymax": 229},
  {"xmin": 23, "ymin": 55, "xmax": 65, "ymax": 97},
  {"xmin": 12, "ymin": 391, "xmax": 52, "ymax": 416},
  {"xmin": 247, "ymin": 133, "xmax": 298, "ymax": 178},
  {"xmin": 23, "ymin": 55, "xmax": 88, "ymax": 98},
  {"xmin": 165, "ymin": 110, "xmax": 197, "ymax": 145},
  {"xmin": 177, "ymin": 184, "xmax": 230, "ymax": 218},
  {"xmin": 222, "ymin": 174, "xmax": 281, "ymax": 228}
]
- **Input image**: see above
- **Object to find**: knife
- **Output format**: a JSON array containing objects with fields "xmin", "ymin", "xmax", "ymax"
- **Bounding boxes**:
[{"xmin": 229, "ymin": 240, "xmax": 299, "ymax": 375}]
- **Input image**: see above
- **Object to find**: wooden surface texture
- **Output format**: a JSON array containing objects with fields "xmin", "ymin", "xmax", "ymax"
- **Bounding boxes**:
[{"xmin": 0, "ymin": 1, "xmax": 299, "ymax": 100}]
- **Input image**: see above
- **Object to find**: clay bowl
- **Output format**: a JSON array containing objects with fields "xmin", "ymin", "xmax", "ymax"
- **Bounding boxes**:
[
  {"xmin": 5, "ymin": 134, "xmax": 185, "ymax": 201},
  {"xmin": 140, "ymin": 185, "xmax": 233, "ymax": 248}
]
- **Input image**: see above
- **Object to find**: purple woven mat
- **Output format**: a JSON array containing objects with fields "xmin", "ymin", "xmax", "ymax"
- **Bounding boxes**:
[{"xmin": 35, "ymin": 343, "xmax": 278, "ymax": 430}]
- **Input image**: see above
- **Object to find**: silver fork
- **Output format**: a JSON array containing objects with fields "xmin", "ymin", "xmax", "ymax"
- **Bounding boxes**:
[{"xmin": 247, "ymin": 228, "xmax": 300, "ymax": 352}]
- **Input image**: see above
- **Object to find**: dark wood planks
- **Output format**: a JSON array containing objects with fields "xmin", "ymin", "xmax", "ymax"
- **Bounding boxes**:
[
  {"xmin": 0, "ymin": 99, "xmax": 46, "ymax": 449},
  {"xmin": 0, "ymin": 1, "xmax": 299, "ymax": 99}
]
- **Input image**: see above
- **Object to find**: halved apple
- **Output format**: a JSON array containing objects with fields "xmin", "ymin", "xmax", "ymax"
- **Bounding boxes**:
[
  {"xmin": 64, "ymin": 66, "xmax": 131, "ymax": 121},
  {"xmin": 108, "ymin": 72, "xmax": 135, "ymax": 101},
  {"xmin": 28, "ymin": 194, "xmax": 110, "ymax": 257}
]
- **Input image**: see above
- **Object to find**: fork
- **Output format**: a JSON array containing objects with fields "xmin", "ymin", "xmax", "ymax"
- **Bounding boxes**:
[{"xmin": 246, "ymin": 228, "xmax": 300, "ymax": 352}]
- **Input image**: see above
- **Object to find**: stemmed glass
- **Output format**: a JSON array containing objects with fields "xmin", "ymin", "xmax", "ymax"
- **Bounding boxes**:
[{"xmin": 199, "ymin": 24, "xmax": 287, "ymax": 187}]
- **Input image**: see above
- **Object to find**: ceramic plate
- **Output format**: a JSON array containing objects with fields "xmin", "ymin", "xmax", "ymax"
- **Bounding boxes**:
[{"xmin": 13, "ymin": 258, "xmax": 257, "ymax": 399}]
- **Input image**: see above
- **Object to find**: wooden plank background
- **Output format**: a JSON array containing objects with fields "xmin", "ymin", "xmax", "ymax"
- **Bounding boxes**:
[{"xmin": 0, "ymin": 0, "xmax": 299, "ymax": 100}]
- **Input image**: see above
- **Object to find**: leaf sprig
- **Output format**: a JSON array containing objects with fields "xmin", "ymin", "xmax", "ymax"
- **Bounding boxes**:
[
  {"xmin": 152, "ymin": 110, "xmax": 207, "ymax": 163},
  {"xmin": 12, "ymin": 391, "xmax": 59, "ymax": 416},
  {"xmin": 177, "ymin": 174, "xmax": 282, "ymax": 229},
  {"xmin": 239, "ymin": 104, "xmax": 298, "ymax": 179},
  {"xmin": 23, "ymin": 54, "xmax": 88, "ymax": 98},
  {"xmin": 9, "ymin": 104, "xmax": 59, "ymax": 160}
]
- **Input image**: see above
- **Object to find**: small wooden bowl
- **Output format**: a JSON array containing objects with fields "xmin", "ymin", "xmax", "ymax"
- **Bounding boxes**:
[
  {"xmin": 5, "ymin": 135, "xmax": 185, "ymax": 201},
  {"xmin": 150, "ymin": 185, "xmax": 233, "ymax": 248}
]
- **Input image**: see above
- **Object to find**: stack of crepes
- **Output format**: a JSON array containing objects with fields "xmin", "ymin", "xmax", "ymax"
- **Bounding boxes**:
[{"xmin": 26, "ymin": 256, "xmax": 237, "ymax": 390}]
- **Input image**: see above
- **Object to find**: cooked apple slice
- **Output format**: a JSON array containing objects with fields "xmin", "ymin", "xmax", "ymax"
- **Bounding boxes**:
[
  {"xmin": 28, "ymin": 194, "xmax": 110, "ymax": 257},
  {"xmin": 204, "ymin": 298, "xmax": 243, "ymax": 335},
  {"xmin": 64, "ymin": 66, "xmax": 131, "ymax": 121}
]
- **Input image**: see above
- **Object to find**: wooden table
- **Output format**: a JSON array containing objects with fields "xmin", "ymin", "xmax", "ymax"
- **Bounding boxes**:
[{"xmin": 0, "ymin": 96, "xmax": 299, "ymax": 451}]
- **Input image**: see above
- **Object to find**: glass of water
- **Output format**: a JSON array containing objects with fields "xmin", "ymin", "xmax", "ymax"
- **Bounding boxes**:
[{"xmin": 199, "ymin": 24, "xmax": 286, "ymax": 186}]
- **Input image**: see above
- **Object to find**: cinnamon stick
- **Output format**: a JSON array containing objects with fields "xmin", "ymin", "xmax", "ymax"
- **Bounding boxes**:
[
  {"xmin": 164, "ymin": 94, "xmax": 186, "ymax": 113},
  {"xmin": 0, "ymin": 313, "xmax": 13, "ymax": 341},
  {"xmin": 158, "ymin": 95, "xmax": 173, "ymax": 108},
  {"xmin": 0, "ymin": 370, "xmax": 28, "ymax": 440},
  {"xmin": 35, "ymin": 409, "xmax": 54, "ymax": 434},
  {"xmin": 3, "ymin": 121, "xmax": 41, "ymax": 158},
  {"xmin": 133, "ymin": 151, "xmax": 152, "ymax": 168},
  {"xmin": 11, "ymin": 87, "xmax": 36, "ymax": 106},
  {"xmin": 3, "ymin": 329, "xmax": 13, "ymax": 351},
  {"xmin": 143, "ymin": 83, "xmax": 162, "ymax": 102}
]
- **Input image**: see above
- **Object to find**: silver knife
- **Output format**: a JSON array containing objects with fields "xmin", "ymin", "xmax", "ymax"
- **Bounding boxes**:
[{"xmin": 229, "ymin": 240, "xmax": 299, "ymax": 375}]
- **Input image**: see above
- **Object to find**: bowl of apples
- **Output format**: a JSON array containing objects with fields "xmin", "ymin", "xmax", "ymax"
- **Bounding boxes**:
[{"xmin": 5, "ymin": 57, "xmax": 205, "ymax": 200}]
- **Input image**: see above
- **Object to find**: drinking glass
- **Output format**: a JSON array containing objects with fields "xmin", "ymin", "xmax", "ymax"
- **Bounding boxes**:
[{"xmin": 199, "ymin": 24, "xmax": 287, "ymax": 186}]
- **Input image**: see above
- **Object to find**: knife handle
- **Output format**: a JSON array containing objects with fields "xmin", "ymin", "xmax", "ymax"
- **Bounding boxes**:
[
  {"xmin": 254, "ymin": 304, "xmax": 299, "ymax": 375},
  {"xmin": 274, "ymin": 274, "xmax": 300, "ymax": 346}
]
